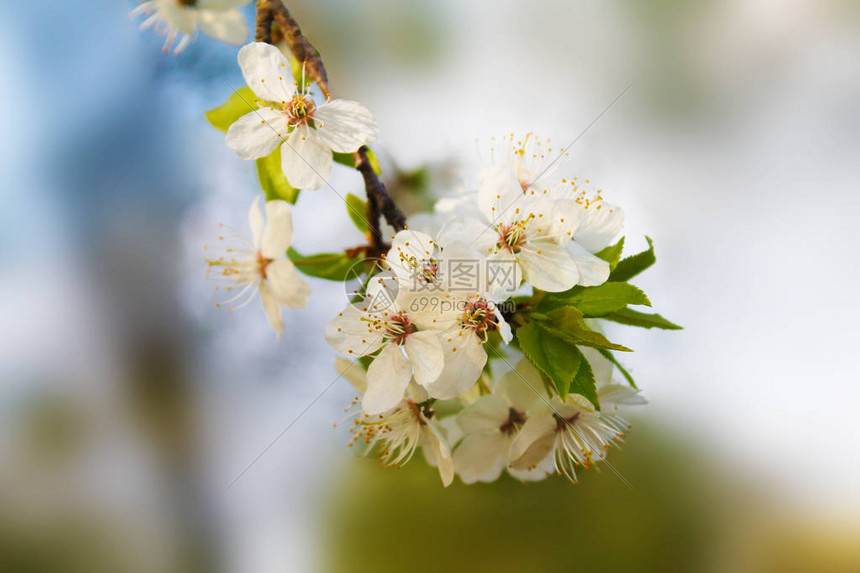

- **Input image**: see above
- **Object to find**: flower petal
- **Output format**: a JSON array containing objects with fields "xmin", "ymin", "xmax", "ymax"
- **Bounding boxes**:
[
  {"xmin": 324, "ymin": 305, "xmax": 384, "ymax": 356},
  {"xmin": 421, "ymin": 422, "xmax": 454, "ymax": 487},
  {"xmin": 403, "ymin": 330, "xmax": 444, "ymax": 386},
  {"xmin": 225, "ymin": 107, "xmax": 286, "ymax": 160},
  {"xmin": 456, "ymin": 394, "xmax": 508, "ymax": 434},
  {"xmin": 312, "ymin": 99, "xmax": 379, "ymax": 153},
  {"xmin": 509, "ymin": 412, "xmax": 556, "ymax": 468},
  {"xmin": 575, "ymin": 202, "xmax": 624, "ymax": 253},
  {"xmin": 424, "ymin": 330, "xmax": 485, "ymax": 399},
  {"xmin": 280, "ymin": 127, "xmax": 332, "ymax": 190},
  {"xmin": 258, "ymin": 279, "xmax": 283, "ymax": 335},
  {"xmin": 567, "ymin": 240, "xmax": 610, "ymax": 286},
  {"xmin": 237, "ymin": 42, "xmax": 294, "ymax": 102},
  {"xmin": 485, "ymin": 249, "xmax": 522, "ymax": 300},
  {"xmin": 518, "ymin": 242, "xmax": 579, "ymax": 292},
  {"xmin": 387, "ymin": 229, "xmax": 436, "ymax": 285},
  {"xmin": 453, "ymin": 432, "xmax": 508, "ymax": 484},
  {"xmin": 197, "ymin": 9, "xmax": 248, "ymax": 45},
  {"xmin": 334, "ymin": 357, "xmax": 367, "ymax": 394},
  {"xmin": 248, "ymin": 195, "xmax": 265, "ymax": 250},
  {"xmin": 265, "ymin": 259, "xmax": 310, "ymax": 309},
  {"xmin": 477, "ymin": 165, "xmax": 523, "ymax": 225},
  {"xmin": 364, "ymin": 345, "xmax": 412, "ymax": 415},
  {"xmin": 260, "ymin": 200, "xmax": 293, "ymax": 258}
]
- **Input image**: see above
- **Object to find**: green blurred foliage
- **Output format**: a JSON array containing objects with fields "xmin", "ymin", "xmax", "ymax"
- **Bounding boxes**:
[{"xmin": 321, "ymin": 420, "xmax": 715, "ymax": 573}]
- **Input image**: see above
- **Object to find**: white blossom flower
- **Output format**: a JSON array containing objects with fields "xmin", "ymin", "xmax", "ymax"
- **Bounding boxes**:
[
  {"xmin": 548, "ymin": 180, "xmax": 624, "ymax": 286},
  {"xmin": 452, "ymin": 362, "xmax": 550, "ymax": 484},
  {"xmin": 131, "ymin": 0, "xmax": 250, "ymax": 54},
  {"xmin": 440, "ymin": 166, "xmax": 582, "ymax": 297},
  {"xmin": 342, "ymin": 374, "xmax": 454, "ymax": 487},
  {"xmin": 205, "ymin": 197, "xmax": 310, "ymax": 335},
  {"xmin": 325, "ymin": 278, "xmax": 444, "ymax": 415},
  {"xmin": 225, "ymin": 42, "xmax": 378, "ymax": 190}
]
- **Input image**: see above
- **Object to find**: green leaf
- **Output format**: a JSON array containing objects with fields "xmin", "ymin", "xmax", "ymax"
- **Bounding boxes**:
[
  {"xmin": 570, "ymin": 353, "xmax": 599, "ymax": 409},
  {"xmin": 595, "ymin": 237, "xmax": 625, "ymax": 270},
  {"xmin": 333, "ymin": 147, "xmax": 382, "ymax": 174},
  {"xmin": 345, "ymin": 193, "xmax": 369, "ymax": 233},
  {"xmin": 516, "ymin": 322, "xmax": 582, "ymax": 398},
  {"xmin": 604, "ymin": 308, "xmax": 683, "ymax": 330},
  {"xmin": 537, "ymin": 307, "xmax": 632, "ymax": 352},
  {"xmin": 597, "ymin": 348, "xmax": 638, "ymax": 390},
  {"xmin": 287, "ymin": 247, "xmax": 367, "ymax": 281},
  {"xmin": 610, "ymin": 236, "xmax": 655, "ymax": 282},
  {"xmin": 205, "ymin": 87, "xmax": 258, "ymax": 132},
  {"xmin": 540, "ymin": 282, "xmax": 651, "ymax": 317},
  {"xmin": 257, "ymin": 146, "xmax": 300, "ymax": 204}
]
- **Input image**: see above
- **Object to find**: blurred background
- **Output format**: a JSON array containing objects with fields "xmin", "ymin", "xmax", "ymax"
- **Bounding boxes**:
[{"xmin": 1, "ymin": 0, "xmax": 859, "ymax": 571}]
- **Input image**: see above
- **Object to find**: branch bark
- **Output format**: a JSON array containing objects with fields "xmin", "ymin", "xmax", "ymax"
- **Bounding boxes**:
[{"xmin": 255, "ymin": 0, "xmax": 407, "ymax": 254}]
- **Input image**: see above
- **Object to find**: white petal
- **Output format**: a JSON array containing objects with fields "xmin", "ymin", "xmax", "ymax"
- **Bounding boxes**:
[
  {"xmin": 509, "ymin": 412, "xmax": 556, "ymax": 467},
  {"xmin": 456, "ymin": 394, "xmax": 508, "ymax": 434},
  {"xmin": 493, "ymin": 307, "xmax": 513, "ymax": 343},
  {"xmin": 248, "ymin": 195, "xmax": 265, "ymax": 250},
  {"xmin": 567, "ymin": 240, "xmax": 610, "ymax": 287},
  {"xmin": 518, "ymin": 242, "xmax": 579, "ymax": 292},
  {"xmin": 437, "ymin": 216, "xmax": 497, "ymax": 256},
  {"xmin": 364, "ymin": 345, "xmax": 412, "ymax": 415},
  {"xmin": 260, "ymin": 200, "xmax": 293, "ymax": 258},
  {"xmin": 485, "ymin": 249, "xmax": 522, "ymax": 300},
  {"xmin": 197, "ymin": 9, "xmax": 248, "ymax": 45},
  {"xmin": 599, "ymin": 384, "xmax": 648, "ymax": 406},
  {"xmin": 280, "ymin": 127, "xmax": 332, "ymax": 190},
  {"xmin": 424, "ymin": 330, "xmax": 485, "ymax": 399},
  {"xmin": 258, "ymin": 279, "xmax": 283, "ymax": 335},
  {"xmin": 508, "ymin": 455, "xmax": 554, "ymax": 482},
  {"xmin": 453, "ymin": 433, "xmax": 508, "ymax": 484},
  {"xmin": 225, "ymin": 107, "xmax": 286, "ymax": 160},
  {"xmin": 575, "ymin": 203, "xmax": 624, "ymax": 253},
  {"xmin": 237, "ymin": 42, "xmax": 294, "ymax": 102},
  {"xmin": 312, "ymin": 99, "xmax": 379, "ymax": 153},
  {"xmin": 421, "ymin": 422, "xmax": 454, "ymax": 487},
  {"xmin": 158, "ymin": 1, "xmax": 197, "ymax": 34},
  {"xmin": 477, "ymin": 165, "xmax": 523, "ymax": 225},
  {"xmin": 265, "ymin": 258, "xmax": 310, "ymax": 309},
  {"xmin": 387, "ymin": 229, "xmax": 437, "ymax": 284},
  {"xmin": 403, "ymin": 330, "xmax": 444, "ymax": 386},
  {"xmin": 334, "ymin": 357, "xmax": 367, "ymax": 394},
  {"xmin": 325, "ymin": 305, "xmax": 383, "ymax": 356},
  {"xmin": 496, "ymin": 369, "xmax": 541, "ymax": 412}
]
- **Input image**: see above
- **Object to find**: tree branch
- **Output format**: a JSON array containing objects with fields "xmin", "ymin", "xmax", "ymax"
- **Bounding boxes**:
[{"xmin": 255, "ymin": 0, "xmax": 407, "ymax": 254}]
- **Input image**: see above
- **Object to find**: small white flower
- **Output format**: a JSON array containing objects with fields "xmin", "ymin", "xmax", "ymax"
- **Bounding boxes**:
[
  {"xmin": 441, "ymin": 166, "xmax": 582, "ymax": 296},
  {"xmin": 325, "ymin": 279, "xmax": 444, "ymax": 415},
  {"xmin": 206, "ymin": 197, "xmax": 310, "ymax": 335},
  {"xmin": 452, "ymin": 362, "xmax": 550, "ymax": 484},
  {"xmin": 344, "ymin": 378, "xmax": 454, "ymax": 487},
  {"xmin": 131, "ymin": 0, "xmax": 250, "ymax": 54},
  {"xmin": 225, "ymin": 42, "xmax": 378, "ymax": 190}
]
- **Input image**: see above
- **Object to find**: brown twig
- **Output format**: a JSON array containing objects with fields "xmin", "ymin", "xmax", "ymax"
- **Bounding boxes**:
[{"xmin": 255, "ymin": 0, "xmax": 407, "ymax": 255}]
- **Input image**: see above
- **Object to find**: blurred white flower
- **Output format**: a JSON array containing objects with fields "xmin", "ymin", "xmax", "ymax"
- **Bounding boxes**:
[
  {"xmin": 206, "ymin": 197, "xmax": 310, "ymax": 335},
  {"xmin": 225, "ymin": 42, "xmax": 378, "ymax": 190},
  {"xmin": 131, "ymin": 0, "xmax": 250, "ymax": 54},
  {"xmin": 453, "ymin": 362, "xmax": 551, "ymax": 484}
]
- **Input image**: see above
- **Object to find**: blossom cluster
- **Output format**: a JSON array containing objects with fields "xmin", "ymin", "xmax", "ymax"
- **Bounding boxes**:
[{"xmin": 136, "ymin": 7, "xmax": 678, "ymax": 487}]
